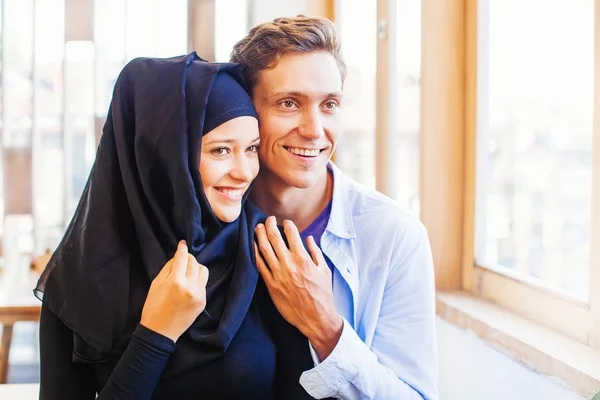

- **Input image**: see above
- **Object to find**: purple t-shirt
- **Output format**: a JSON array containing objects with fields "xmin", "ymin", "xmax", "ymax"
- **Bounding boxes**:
[{"xmin": 300, "ymin": 201, "xmax": 335, "ymax": 274}]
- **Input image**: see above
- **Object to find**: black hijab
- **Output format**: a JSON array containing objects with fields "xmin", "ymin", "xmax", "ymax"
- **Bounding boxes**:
[{"xmin": 35, "ymin": 52, "xmax": 265, "ymax": 378}]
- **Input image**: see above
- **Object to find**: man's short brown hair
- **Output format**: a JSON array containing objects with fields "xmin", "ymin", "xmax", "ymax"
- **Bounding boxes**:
[{"xmin": 230, "ymin": 15, "xmax": 347, "ymax": 93}]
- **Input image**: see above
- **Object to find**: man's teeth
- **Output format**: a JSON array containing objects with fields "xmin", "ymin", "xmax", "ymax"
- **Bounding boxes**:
[
  {"xmin": 218, "ymin": 188, "xmax": 243, "ymax": 197},
  {"xmin": 288, "ymin": 147, "xmax": 320, "ymax": 157}
]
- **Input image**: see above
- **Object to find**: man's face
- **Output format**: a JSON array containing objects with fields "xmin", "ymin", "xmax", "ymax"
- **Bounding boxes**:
[{"xmin": 252, "ymin": 51, "xmax": 343, "ymax": 189}]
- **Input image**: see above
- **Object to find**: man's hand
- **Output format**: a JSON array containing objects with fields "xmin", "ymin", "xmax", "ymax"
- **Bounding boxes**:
[{"xmin": 254, "ymin": 216, "xmax": 343, "ymax": 361}]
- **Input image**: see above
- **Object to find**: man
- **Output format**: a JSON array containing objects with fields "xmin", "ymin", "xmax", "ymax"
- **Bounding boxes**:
[{"xmin": 231, "ymin": 16, "xmax": 438, "ymax": 400}]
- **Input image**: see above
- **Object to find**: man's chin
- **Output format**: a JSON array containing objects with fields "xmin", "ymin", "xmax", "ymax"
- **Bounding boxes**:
[
  {"xmin": 280, "ymin": 170, "xmax": 323, "ymax": 189},
  {"xmin": 260, "ymin": 159, "xmax": 329, "ymax": 189}
]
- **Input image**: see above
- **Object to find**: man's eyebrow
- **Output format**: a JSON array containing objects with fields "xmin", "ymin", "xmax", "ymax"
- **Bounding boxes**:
[{"xmin": 269, "ymin": 91, "xmax": 344, "ymax": 99}]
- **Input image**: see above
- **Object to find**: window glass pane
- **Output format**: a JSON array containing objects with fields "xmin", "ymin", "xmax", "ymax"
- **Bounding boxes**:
[
  {"xmin": 153, "ymin": 0, "xmax": 187, "ymax": 57},
  {"xmin": 0, "ymin": 0, "xmax": 4, "ymax": 224},
  {"xmin": 34, "ymin": 0, "xmax": 65, "ymax": 252},
  {"xmin": 336, "ymin": 0, "xmax": 376, "ymax": 188},
  {"xmin": 249, "ymin": 0, "xmax": 311, "ymax": 25},
  {"xmin": 2, "ymin": 0, "xmax": 35, "ymax": 276},
  {"xmin": 394, "ymin": 0, "xmax": 421, "ymax": 214},
  {"xmin": 126, "ymin": 0, "xmax": 187, "ymax": 60},
  {"xmin": 64, "ymin": 42, "xmax": 95, "ymax": 217},
  {"xmin": 215, "ymin": 0, "xmax": 248, "ymax": 62},
  {"xmin": 95, "ymin": 0, "xmax": 126, "ymax": 117},
  {"xmin": 98, "ymin": 0, "xmax": 187, "ymax": 118},
  {"xmin": 4, "ymin": 0, "xmax": 33, "ymax": 148},
  {"xmin": 125, "ymin": 0, "xmax": 156, "ymax": 59},
  {"xmin": 479, "ymin": 0, "xmax": 593, "ymax": 298}
]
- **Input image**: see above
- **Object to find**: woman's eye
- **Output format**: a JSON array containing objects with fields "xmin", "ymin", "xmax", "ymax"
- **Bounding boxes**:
[
  {"xmin": 211, "ymin": 147, "xmax": 229, "ymax": 156},
  {"xmin": 324, "ymin": 101, "xmax": 338, "ymax": 110},
  {"xmin": 247, "ymin": 145, "xmax": 260, "ymax": 152}
]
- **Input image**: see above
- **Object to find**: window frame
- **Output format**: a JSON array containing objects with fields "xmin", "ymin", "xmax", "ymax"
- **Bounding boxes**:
[
  {"xmin": 335, "ymin": 0, "xmax": 599, "ymax": 349},
  {"xmin": 461, "ymin": 0, "xmax": 600, "ymax": 349}
]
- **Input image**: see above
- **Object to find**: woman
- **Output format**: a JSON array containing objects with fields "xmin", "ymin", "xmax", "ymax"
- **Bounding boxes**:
[{"xmin": 35, "ymin": 53, "xmax": 316, "ymax": 399}]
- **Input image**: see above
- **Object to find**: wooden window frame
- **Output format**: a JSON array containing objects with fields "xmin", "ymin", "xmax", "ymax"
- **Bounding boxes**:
[
  {"xmin": 334, "ymin": 0, "xmax": 599, "ymax": 350},
  {"xmin": 457, "ymin": 0, "xmax": 600, "ymax": 349}
]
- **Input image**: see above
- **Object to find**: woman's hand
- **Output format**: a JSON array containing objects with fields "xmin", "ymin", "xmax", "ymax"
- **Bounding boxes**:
[{"xmin": 140, "ymin": 241, "xmax": 209, "ymax": 342}]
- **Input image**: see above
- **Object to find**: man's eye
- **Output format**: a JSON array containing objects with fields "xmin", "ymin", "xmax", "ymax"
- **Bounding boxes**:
[
  {"xmin": 324, "ymin": 101, "xmax": 338, "ymax": 109},
  {"xmin": 282, "ymin": 100, "xmax": 295, "ymax": 108}
]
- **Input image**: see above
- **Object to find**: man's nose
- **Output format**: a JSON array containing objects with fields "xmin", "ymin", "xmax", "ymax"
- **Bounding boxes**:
[{"xmin": 297, "ymin": 107, "xmax": 325, "ymax": 140}]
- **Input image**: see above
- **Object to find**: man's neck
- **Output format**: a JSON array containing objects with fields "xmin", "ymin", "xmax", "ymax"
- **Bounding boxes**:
[{"xmin": 251, "ymin": 168, "xmax": 333, "ymax": 233}]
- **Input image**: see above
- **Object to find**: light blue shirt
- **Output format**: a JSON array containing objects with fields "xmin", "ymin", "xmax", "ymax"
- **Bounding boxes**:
[{"xmin": 299, "ymin": 163, "xmax": 438, "ymax": 400}]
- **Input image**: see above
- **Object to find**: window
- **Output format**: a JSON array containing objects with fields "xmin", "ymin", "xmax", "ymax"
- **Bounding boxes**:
[
  {"xmin": 4, "ymin": 0, "xmax": 33, "ymax": 149},
  {"xmin": 3, "ymin": 0, "xmax": 35, "ymax": 260},
  {"xmin": 0, "ymin": 0, "xmax": 190, "ymax": 261},
  {"xmin": 64, "ymin": 41, "xmax": 95, "ymax": 218},
  {"xmin": 96, "ymin": 0, "xmax": 187, "ymax": 118},
  {"xmin": 125, "ymin": 0, "xmax": 187, "ymax": 60},
  {"xmin": 393, "ymin": 0, "xmax": 421, "ymax": 213},
  {"xmin": 462, "ymin": 0, "xmax": 599, "ymax": 348},
  {"xmin": 335, "ymin": 0, "xmax": 377, "ymax": 188},
  {"xmin": 95, "ymin": 0, "xmax": 126, "ymax": 117},
  {"xmin": 334, "ymin": 0, "xmax": 420, "ymax": 213},
  {"xmin": 215, "ymin": 0, "xmax": 248, "ymax": 62},
  {"xmin": 476, "ymin": 0, "xmax": 593, "ymax": 300},
  {"xmin": 33, "ymin": 0, "xmax": 65, "ymax": 251}
]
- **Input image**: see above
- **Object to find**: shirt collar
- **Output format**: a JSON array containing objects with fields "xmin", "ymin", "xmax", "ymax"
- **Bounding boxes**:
[{"xmin": 326, "ymin": 162, "xmax": 356, "ymax": 239}]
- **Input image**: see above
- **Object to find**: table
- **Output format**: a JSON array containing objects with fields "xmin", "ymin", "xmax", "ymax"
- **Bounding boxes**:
[
  {"xmin": 0, "ymin": 306, "xmax": 40, "ymax": 383},
  {"xmin": 0, "ymin": 270, "xmax": 41, "ymax": 384}
]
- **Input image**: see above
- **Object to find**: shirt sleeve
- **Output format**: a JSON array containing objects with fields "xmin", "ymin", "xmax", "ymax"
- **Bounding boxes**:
[
  {"xmin": 299, "ymin": 230, "xmax": 438, "ymax": 400},
  {"xmin": 97, "ymin": 324, "xmax": 176, "ymax": 399}
]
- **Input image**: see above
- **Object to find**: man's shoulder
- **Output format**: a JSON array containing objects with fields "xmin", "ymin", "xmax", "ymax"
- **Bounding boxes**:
[
  {"xmin": 338, "ymin": 175, "xmax": 427, "ymax": 244},
  {"xmin": 331, "ymin": 176, "xmax": 430, "ymax": 277}
]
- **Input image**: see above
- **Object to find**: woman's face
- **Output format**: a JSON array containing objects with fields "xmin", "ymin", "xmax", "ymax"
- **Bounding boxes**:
[{"xmin": 200, "ymin": 116, "xmax": 260, "ymax": 223}]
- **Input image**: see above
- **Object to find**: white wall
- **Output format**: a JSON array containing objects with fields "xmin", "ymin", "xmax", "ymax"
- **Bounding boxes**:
[{"xmin": 437, "ymin": 317, "xmax": 584, "ymax": 400}]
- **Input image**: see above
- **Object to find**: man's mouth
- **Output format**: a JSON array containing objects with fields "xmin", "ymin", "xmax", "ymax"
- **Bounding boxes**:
[{"xmin": 284, "ymin": 146, "xmax": 325, "ymax": 158}]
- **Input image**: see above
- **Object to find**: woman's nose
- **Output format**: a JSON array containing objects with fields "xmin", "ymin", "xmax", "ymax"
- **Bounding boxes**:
[{"xmin": 228, "ymin": 154, "xmax": 257, "ymax": 182}]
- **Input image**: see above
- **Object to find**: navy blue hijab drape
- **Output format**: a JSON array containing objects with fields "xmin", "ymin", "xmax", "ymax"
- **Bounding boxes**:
[{"xmin": 35, "ymin": 52, "xmax": 265, "ymax": 378}]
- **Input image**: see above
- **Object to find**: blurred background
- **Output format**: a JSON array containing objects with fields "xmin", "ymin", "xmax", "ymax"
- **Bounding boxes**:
[{"xmin": 0, "ymin": 0, "xmax": 597, "ymax": 399}]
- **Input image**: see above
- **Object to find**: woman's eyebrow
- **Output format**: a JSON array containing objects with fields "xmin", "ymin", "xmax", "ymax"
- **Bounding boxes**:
[
  {"xmin": 204, "ymin": 136, "xmax": 260, "ymax": 145},
  {"xmin": 204, "ymin": 138, "xmax": 236, "ymax": 145}
]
